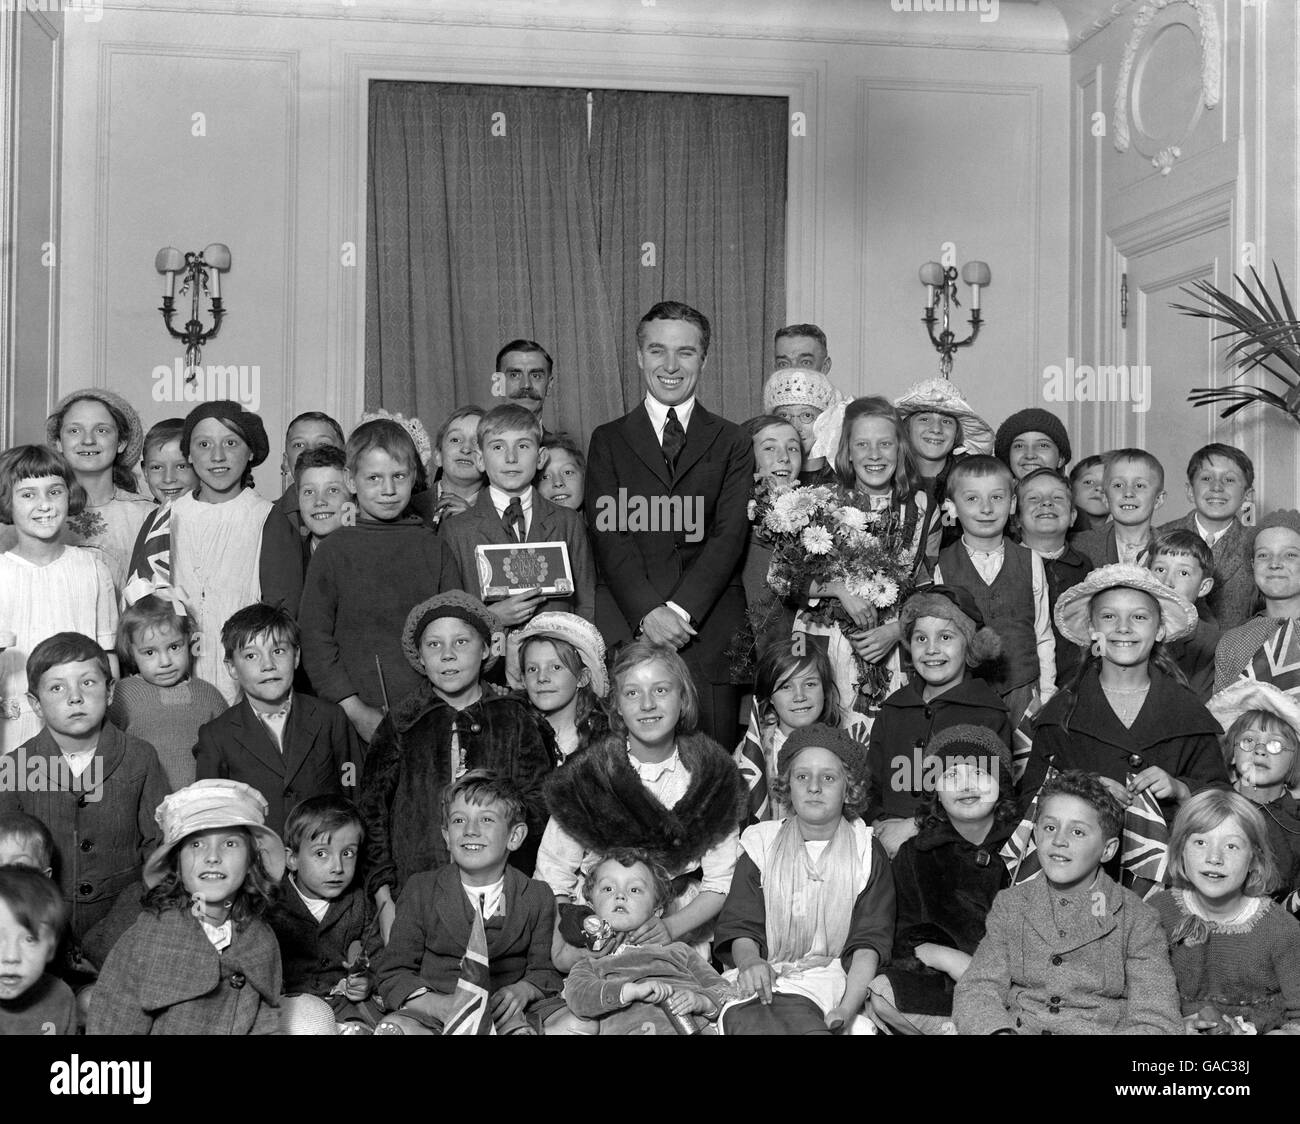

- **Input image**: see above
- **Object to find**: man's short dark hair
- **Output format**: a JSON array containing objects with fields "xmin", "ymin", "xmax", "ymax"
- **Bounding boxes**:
[
  {"xmin": 1186, "ymin": 442, "xmax": 1254, "ymax": 490},
  {"xmin": 495, "ymin": 339, "xmax": 553, "ymax": 375},
  {"xmin": 636, "ymin": 301, "xmax": 711, "ymax": 357},
  {"xmin": 774, "ymin": 323, "xmax": 827, "ymax": 350}
]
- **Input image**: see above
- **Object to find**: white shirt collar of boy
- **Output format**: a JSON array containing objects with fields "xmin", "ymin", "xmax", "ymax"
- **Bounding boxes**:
[
  {"xmin": 60, "ymin": 744, "xmax": 98, "ymax": 779},
  {"xmin": 291, "ymin": 876, "xmax": 331, "ymax": 922},
  {"xmin": 252, "ymin": 695, "xmax": 292, "ymax": 752},
  {"xmin": 643, "ymin": 394, "xmax": 695, "ymax": 443},
  {"xmin": 489, "ymin": 484, "xmax": 532, "ymax": 531},
  {"xmin": 1194, "ymin": 514, "xmax": 1230, "ymax": 548},
  {"xmin": 961, "ymin": 536, "xmax": 1005, "ymax": 582},
  {"xmin": 463, "ymin": 875, "xmax": 505, "ymax": 920}
]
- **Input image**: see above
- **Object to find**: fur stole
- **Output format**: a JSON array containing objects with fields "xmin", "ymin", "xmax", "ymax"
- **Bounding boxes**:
[
  {"xmin": 544, "ymin": 731, "xmax": 746, "ymax": 872},
  {"xmin": 389, "ymin": 679, "xmax": 514, "ymax": 733}
]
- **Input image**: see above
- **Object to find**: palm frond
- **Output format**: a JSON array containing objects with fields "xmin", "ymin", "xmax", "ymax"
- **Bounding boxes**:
[{"xmin": 1178, "ymin": 264, "xmax": 1300, "ymax": 421}]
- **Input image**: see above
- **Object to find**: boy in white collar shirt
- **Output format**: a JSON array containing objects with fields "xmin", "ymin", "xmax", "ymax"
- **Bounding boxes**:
[
  {"xmin": 373, "ymin": 771, "xmax": 562, "ymax": 1034},
  {"xmin": 934, "ymin": 455, "xmax": 1056, "ymax": 727},
  {"xmin": 1073, "ymin": 448, "xmax": 1166, "ymax": 569},
  {"xmin": 439, "ymin": 403, "xmax": 595, "ymax": 629},
  {"xmin": 195, "ymin": 604, "xmax": 361, "ymax": 836}
]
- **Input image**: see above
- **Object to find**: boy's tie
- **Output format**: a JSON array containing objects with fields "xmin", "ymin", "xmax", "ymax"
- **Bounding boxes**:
[
  {"xmin": 662, "ymin": 407, "xmax": 686, "ymax": 471},
  {"xmin": 502, "ymin": 496, "xmax": 525, "ymax": 542}
]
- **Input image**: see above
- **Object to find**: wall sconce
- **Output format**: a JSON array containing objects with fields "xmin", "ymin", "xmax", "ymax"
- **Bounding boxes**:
[
  {"xmin": 156, "ymin": 244, "xmax": 230, "ymax": 380},
  {"xmin": 919, "ymin": 259, "xmax": 989, "ymax": 378}
]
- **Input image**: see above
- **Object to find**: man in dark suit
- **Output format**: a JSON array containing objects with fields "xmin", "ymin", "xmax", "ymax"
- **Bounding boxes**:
[{"xmin": 585, "ymin": 300, "xmax": 754, "ymax": 748}]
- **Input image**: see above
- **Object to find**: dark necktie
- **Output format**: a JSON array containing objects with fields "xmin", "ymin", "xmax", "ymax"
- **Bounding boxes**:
[
  {"xmin": 502, "ymin": 496, "xmax": 525, "ymax": 542},
  {"xmin": 662, "ymin": 407, "xmax": 686, "ymax": 471}
]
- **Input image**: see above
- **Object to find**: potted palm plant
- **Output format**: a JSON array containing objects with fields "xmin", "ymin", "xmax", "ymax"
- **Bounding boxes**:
[{"xmin": 1174, "ymin": 264, "xmax": 1300, "ymax": 421}]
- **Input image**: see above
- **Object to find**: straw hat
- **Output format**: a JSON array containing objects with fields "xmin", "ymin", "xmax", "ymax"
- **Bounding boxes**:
[
  {"xmin": 1053, "ymin": 562, "xmax": 1197, "ymax": 647},
  {"xmin": 893, "ymin": 379, "xmax": 994, "ymax": 456},
  {"xmin": 46, "ymin": 387, "xmax": 145, "ymax": 468},
  {"xmin": 143, "ymin": 779, "xmax": 285, "ymax": 888},
  {"xmin": 1206, "ymin": 679, "xmax": 1300, "ymax": 739},
  {"xmin": 508, "ymin": 611, "xmax": 608, "ymax": 696}
]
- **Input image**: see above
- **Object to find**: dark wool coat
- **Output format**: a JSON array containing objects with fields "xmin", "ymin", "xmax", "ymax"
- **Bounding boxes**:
[
  {"xmin": 544, "ymin": 731, "xmax": 747, "ymax": 875},
  {"xmin": 266, "ymin": 881, "xmax": 382, "ymax": 1000},
  {"xmin": 585, "ymin": 402, "xmax": 754, "ymax": 683},
  {"xmin": 865, "ymin": 676, "xmax": 1011, "ymax": 823},
  {"xmin": 194, "ymin": 693, "xmax": 362, "ymax": 836},
  {"xmin": 358, "ymin": 683, "xmax": 553, "ymax": 897},
  {"xmin": 1157, "ymin": 512, "xmax": 1255, "ymax": 631},
  {"xmin": 374, "ymin": 864, "xmax": 559, "ymax": 1010},
  {"xmin": 439, "ymin": 487, "xmax": 596, "ymax": 622},
  {"xmin": 882, "ymin": 816, "xmax": 1014, "ymax": 1016},
  {"xmin": 0, "ymin": 723, "xmax": 168, "ymax": 947},
  {"xmin": 87, "ymin": 908, "xmax": 281, "ymax": 1035},
  {"xmin": 1041, "ymin": 544, "xmax": 1093, "ymax": 682},
  {"xmin": 1167, "ymin": 618, "xmax": 1220, "ymax": 703},
  {"xmin": 1253, "ymin": 792, "xmax": 1300, "ymax": 900},
  {"xmin": 1023, "ymin": 665, "xmax": 1229, "ymax": 818},
  {"xmin": 953, "ymin": 871, "xmax": 1182, "ymax": 1035}
]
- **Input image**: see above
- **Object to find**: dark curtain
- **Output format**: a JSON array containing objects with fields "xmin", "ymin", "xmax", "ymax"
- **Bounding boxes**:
[
  {"xmin": 588, "ymin": 90, "xmax": 787, "ymax": 421},
  {"xmin": 366, "ymin": 83, "xmax": 787, "ymax": 436},
  {"xmin": 365, "ymin": 82, "xmax": 623, "ymax": 442}
]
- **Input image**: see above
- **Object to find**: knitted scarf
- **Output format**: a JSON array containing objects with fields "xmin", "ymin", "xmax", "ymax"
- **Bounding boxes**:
[{"xmin": 763, "ymin": 816, "xmax": 860, "ymax": 966}]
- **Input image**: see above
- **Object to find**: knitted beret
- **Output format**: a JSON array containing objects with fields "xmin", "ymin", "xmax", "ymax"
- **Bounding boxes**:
[
  {"xmin": 401, "ymin": 590, "xmax": 501, "ymax": 674},
  {"xmin": 927, "ymin": 723, "xmax": 1013, "ymax": 779},
  {"xmin": 899, "ymin": 585, "xmax": 1003, "ymax": 668},
  {"xmin": 776, "ymin": 722, "xmax": 868, "ymax": 782},
  {"xmin": 994, "ymin": 407, "xmax": 1071, "ymax": 468},
  {"xmin": 181, "ymin": 400, "xmax": 270, "ymax": 468},
  {"xmin": 1252, "ymin": 509, "xmax": 1300, "ymax": 545},
  {"xmin": 47, "ymin": 387, "xmax": 144, "ymax": 468}
]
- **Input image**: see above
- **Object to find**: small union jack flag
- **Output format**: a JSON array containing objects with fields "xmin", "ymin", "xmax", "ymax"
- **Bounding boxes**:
[{"xmin": 443, "ymin": 907, "xmax": 495, "ymax": 1036}]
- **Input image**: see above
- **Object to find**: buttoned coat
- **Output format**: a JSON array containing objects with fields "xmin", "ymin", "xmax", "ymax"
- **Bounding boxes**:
[
  {"xmin": 952, "ymin": 871, "xmax": 1181, "ymax": 1035},
  {"xmin": 194, "ymin": 693, "xmax": 361, "ymax": 836},
  {"xmin": 439, "ymin": 487, "xmax": 595, "ymax": 622},
  {"xmin": 0, "ymin": 722, "xmax": 168, "ymax": 946},
  {"xmin": 87, "ymin": 908, "xmax": 281, "ymax": 1035},
  {"xmin": 585, "ymin": 402, "xmax": 754, "ymax": 683},
  {"xmin": 267, "ymin": 881, "xmax": 382, "ymax": 999}
]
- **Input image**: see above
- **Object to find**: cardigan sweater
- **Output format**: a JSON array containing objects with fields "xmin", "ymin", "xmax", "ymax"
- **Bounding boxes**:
[
  {"xmin": 865, "ymin": 676, "xmax": 1011, "ymax": 823},
  {"xmin": 1023, "ymin": 665, "xmax": 1229, "ymax": 819},
  {"xmin": 1153, "ymin": 889, "xmax": 1300, "ymax": 1033},
  {"xmin": 107, "ymin": 674, "xmax": 227, "ymax": 791},
  {"xmin": 953, "ymin": 871, "xmax": 1182, "ymax": 1035},
  {"xmin": 87, "ymin": 908, "xmax": 281, "ymax": 1035},
  {"xmin": 298, "ymin": 517, "xmax": 463, "ymax": 711}
]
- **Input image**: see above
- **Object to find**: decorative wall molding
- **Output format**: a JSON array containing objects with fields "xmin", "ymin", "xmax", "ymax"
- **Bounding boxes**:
[
  {"xmin": 90, "ymin": 41, "xmax": 298, "ymax": 434},
  {"xmin": 97, "ymin": 0, "xmax": 1072, "ymax": 55},
  {"xmin": 331, "ymin": 41, "xmax": 825, "ymax": 423},
  {"xmin": 1113, "ymin": 0, "xmax": 1220, "ymax": 155}
]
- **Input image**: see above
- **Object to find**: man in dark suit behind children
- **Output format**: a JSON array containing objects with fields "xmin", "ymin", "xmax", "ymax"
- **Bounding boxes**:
[{"xmin": 585, "ymin": 301, "xmax": 754, "ymax": 748}]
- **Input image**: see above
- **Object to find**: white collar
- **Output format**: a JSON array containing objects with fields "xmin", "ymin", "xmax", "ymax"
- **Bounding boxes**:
[
  {"xmin": 643, "ymin": 394, "xmax": 696, "ymax": 435},
  {"xmin": 628, "ymin": 743, "xmax": 681, "ymax": 782},
  {"xmin": 489, "ymin": 484, "xmax": 533, "ymax": 516}
]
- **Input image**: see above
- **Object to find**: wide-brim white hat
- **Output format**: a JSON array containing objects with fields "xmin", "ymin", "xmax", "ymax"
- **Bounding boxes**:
[
  {"xmin": 508, "ymin": 611, "xmax": 608, "ymax": 697},
  {"xmin": 143, "ymin": 779, "xmax": 285, "ymax": 888},
  {"xmin": 1054, "ymin": 562, "xmax": 1197, "ymax": 647},
  {"xmin": 893, "ymin": 378, "xmax": 995, "ymax": 456},
  {"xmin": 1207, "ymin": 679, "xmax": 1300, "ymax": 738}
]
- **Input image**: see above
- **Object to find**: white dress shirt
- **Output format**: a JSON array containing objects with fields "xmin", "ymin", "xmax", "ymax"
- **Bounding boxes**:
[{"xmin": 489, "ymin": 484, "xmax": 533, "ymax": 539}]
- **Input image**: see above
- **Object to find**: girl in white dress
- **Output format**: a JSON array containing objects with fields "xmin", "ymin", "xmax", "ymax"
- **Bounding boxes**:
[
  {"xmin": 0, "ymin": 446, "xmax": 118, "ymax": 754},
  {"xmin": 136, "ymin": 401, "xmax": 302, "ymax": 705}
]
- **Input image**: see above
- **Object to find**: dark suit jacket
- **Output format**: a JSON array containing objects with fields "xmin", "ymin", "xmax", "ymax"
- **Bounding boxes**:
[
  {"xmin": 267, "ymin": 881, "xmax": 382, "ymax": 999},
  {"xmin": 375, "ymin": 864, "xmax": 559, "ymax": 1009},
  {"xmin": 194, "ymin": 693, "xmax": 361, "ymax": 835},
  {"xmin": 585, "ymin": 401, "xmax": 754, "ymax": 681},
  {"xmin": 439, "ymin": 487, "xmax": 595, "ymax": 622},
  {"xmin": 1157, "ymin": 512, "xmax": 1255, "ymax": 630}
]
